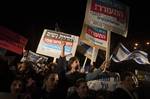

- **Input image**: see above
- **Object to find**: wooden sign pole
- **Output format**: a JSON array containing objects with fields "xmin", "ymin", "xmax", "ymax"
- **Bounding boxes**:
[
  {"xmin": 90, "ymin": 46, "xmax": 96, "ymax": 66},
  {"xmin": 53, "ymin": 57, "xmax": 57, "ymax": 63},
  {"xmin": 82, "ymin": 56, "xmax": 88, "ymax": 69}
]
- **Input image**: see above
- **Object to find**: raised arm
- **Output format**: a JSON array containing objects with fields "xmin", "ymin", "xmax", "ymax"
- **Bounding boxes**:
[{"xmin": 60, "ymin": 41, "xmax": 66, "ymax": 58}]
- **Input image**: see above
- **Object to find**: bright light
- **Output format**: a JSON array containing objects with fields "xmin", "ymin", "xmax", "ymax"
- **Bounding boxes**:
[
  {"xmin": 134, "ymin": 46, "xmax": 137, "ymax": 49},
  {"xmin": 146, "ymin": 42, "xmax": 150, "ymax": 45},
  {"xmin": 135, "ymin": 43, "xmax": 139, "ymax": 46}
]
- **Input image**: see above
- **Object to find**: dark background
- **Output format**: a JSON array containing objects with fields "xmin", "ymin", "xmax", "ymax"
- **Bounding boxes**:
[{"xmin": 0, "ymin": 0, "xmax": 149, "ymax": 56}]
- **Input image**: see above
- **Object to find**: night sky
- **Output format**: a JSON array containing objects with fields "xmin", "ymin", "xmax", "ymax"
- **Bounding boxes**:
[{"xmin": 0, "ymin": 0, "xmax": 150, "ymax": 51}]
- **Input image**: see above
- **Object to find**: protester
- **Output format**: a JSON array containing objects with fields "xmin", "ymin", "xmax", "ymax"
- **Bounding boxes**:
[
  {"xmin": 10, "ymin": 78, "xmax": 24, "ymax": 97},
  {"xmin": 10, "ymin": 77, "xmax": 32, "ymax": 99},
  {"xmin": 86, "ymin": 60, "xmax": 110, "ymax": 81},
  {"xmin": 59, "ymin": 41, "xmax": 86, "ymax": 87},
  {"xmin": 41, "ymin": 71, "xmax": 66, "ymax": 99},
  {"xmin": 66, "ymin": 78, "xmax": 95, "ymax": 99},
  {"xmin": 110, "ymin": 71, "xmax": 139, "ymax": 99}
]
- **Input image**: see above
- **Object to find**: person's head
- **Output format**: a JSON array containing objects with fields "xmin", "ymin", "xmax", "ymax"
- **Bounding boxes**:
[
  {"xmin": 42, "ymin": 62, "xmax": 58, "ymax": 77},
  {"xmin": 75, "ymin": 78, "xmax": 89, "ymax": 99},
  {"xmin": 47, "ymin": 62, "xmax": 58, "ymax": 72},
  {"xmin": 43, "ymin": 72, "xmax": 59, "ymax": 92},
  {"xmin": 120, "ymin": 72, "xmax": 138, "ymax": 91},
  {"xmin": 68, "ymin": 57, "xmax": 80, "ymax": 71},
  {"xmin": 10, "ymin": 78, "xmax": 23, "ymax": 95},
  {"xmin": 17, "ymin": 61, "xmax": 31, "ymax": 73}
]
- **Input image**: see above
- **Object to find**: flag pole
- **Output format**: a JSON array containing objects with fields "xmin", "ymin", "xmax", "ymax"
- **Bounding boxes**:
[{"xmin": 53, "ymin": 57, "xmax": 57, "ymax": 63}]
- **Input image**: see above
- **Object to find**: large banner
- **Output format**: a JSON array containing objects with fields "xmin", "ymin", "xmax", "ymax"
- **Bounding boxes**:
[
  {"xmin": 84, "ymin": 0, "xmax": 129, "ymax": 37},
  {"xmin": 0, "ymin": 26, "xmax": 28, "ymax": 55},
  {"xmin": 87, "ymin": 72, "xmax": 120, "ymax": 91},
  {"xmin": 87, "ymin": 77, "xmax": 120, "ymax": 91},
  {"xmin": 80, "ymin": 24, "xmax": 107, "ymax": 50},
  {"xmin": 36, "ymin": 29, "xmax": 79, "ymax": 60}
]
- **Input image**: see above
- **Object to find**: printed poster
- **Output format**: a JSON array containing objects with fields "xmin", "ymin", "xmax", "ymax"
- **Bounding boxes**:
[
  {"xmin": 36, "ymin": 29, "xmax": 79, "ymax": 60},
  {"xmin": 80, "ymin": 24, "xmax": 107, "ymax": 51},
  {"xmin": 84, "ymin": 0, "xmax": 129, "ymax": 37}
]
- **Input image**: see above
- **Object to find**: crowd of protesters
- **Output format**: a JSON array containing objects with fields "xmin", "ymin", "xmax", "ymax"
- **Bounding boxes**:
[{"xmin": 0, "ymin": 41, "xmax": 148, "ymax": 99}]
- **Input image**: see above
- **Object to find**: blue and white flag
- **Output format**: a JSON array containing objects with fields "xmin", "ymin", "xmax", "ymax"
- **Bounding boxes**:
[
  {"xmin": 111, "ymin": 43, "xmax": 130, "ymax": 62},
  {"xmin": 129, "ymin": 50, "xmax": 150, "ymax": 64},
  {"xmin": 112, "ymin": 43, "xmax": 150, "ymax": 64}
]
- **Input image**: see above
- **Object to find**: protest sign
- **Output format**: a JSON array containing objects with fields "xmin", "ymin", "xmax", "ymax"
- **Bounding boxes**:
[{"xmin": 36, "ymin": 29, "xmax": 79, "ymax": 60}]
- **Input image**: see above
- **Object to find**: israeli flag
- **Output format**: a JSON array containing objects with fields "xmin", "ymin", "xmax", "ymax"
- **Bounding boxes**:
[{"xmin": 112, "ymin": 43, "xmax": 150, "ymax": 64}]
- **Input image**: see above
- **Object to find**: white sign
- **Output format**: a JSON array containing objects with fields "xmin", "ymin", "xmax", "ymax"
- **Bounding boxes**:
[
  {"xmin": 80, "ymin": 24, "xmax": 107, "ymax": 50},
  {"xmin": 87, "ymin": 72, "xmax": 120, "ymax": 91},
  {"xmin": 36, "ymin": 29, "xmax": 79, "ymax": 60},
  {"xmin": 84, "ymin": 0, "xmax": 129, "ymax": 37},
  {"xmin": 87, "ymin": 77, "xmax": 120, "ymax": 91}
]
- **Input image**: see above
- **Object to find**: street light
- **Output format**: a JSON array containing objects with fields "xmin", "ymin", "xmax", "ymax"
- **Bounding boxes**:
[
  {"xmin": 146, "ymin": 42, "xmax": 150, "ymax": 45},
  {"xmin": 134, "ymin": 46, "xmax": 137, "ymax": 49},
  {"xmin": 133, "ymin": 42, "xmax": 139, "ymax": 50},
  {"xmin": 135, "ymin": 43, "xmax": 139, "ymax": 46}
]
